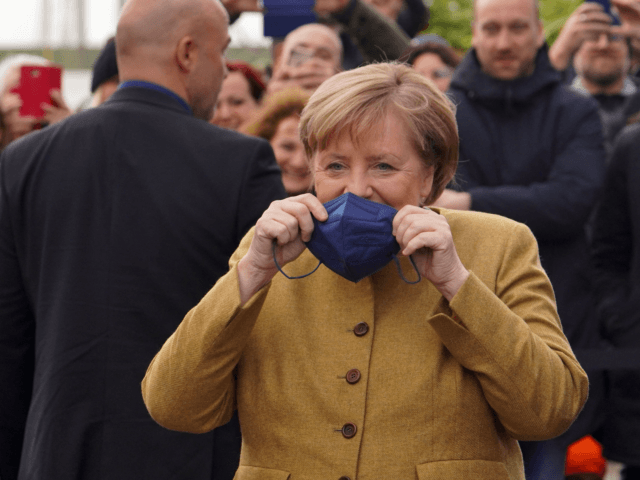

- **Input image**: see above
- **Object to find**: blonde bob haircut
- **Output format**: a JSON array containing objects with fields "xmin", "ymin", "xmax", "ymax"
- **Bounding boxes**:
[{"xmin": 299, "ymin": 62, "xmax": 458, "ymax": 205}]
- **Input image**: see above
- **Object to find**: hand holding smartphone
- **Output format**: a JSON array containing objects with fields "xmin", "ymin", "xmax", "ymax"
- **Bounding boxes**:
[
  {"xmin": 589, "ymin": 0, "xmax": 623, "ymax": 25},
  {"xmin": 9, "ymin": 65, "xmax": 63, "ymax": 118}
]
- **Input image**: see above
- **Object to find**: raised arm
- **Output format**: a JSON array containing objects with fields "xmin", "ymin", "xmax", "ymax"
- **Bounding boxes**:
[{"xmin": 429, "ymin": 221, "xmax": 589, "ymax": 440}]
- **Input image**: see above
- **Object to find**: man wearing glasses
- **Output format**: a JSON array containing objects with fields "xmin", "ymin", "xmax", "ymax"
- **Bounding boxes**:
[{"xmin": 551, "ymin": 1, "xmax": 640, "ymax": 153}]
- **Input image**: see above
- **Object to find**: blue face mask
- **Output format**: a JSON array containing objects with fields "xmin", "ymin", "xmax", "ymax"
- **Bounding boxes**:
[{"xmin": 273, "ymin": 193, "xmax": 421, "ymax": 283}]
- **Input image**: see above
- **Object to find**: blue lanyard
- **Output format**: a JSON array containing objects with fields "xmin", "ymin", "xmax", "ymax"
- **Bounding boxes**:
[{"xmin": 118, "ymin": 80, "xmax": 192, "ymax": 114}]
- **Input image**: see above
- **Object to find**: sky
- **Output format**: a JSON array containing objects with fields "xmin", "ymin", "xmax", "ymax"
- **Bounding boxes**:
[{"xmin": 0, "ymin": 0, "xmax": 270, "ymax": 48}]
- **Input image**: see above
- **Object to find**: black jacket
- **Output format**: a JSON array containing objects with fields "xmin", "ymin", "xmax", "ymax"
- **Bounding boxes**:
[
  {"xmin": 0, "ymin": 86, "xmax": 286, "ymax": 479},
  {"xmin": 591, "ymin": 123, "xmax": 640, "ymax": 465},
  {"xmin": 448, "ymin": 46, "xmax": 607, "ymax": 441}
]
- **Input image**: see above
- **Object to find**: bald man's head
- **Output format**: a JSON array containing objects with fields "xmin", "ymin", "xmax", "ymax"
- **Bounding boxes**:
[{"xmin": 116, "ymin": 0, "xmax": 230, "ymax": 120}]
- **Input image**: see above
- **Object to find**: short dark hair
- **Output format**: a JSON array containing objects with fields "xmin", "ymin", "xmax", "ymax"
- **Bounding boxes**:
[{"xmin": 401, "ymin": 43, "xmax": 462, "ymax": 70}]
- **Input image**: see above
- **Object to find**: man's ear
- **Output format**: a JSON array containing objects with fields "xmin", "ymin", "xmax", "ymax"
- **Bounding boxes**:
[
  {"xmin": 176, "ymin": 36, "xmax": 197, "ymax": 73},
  {"xmin": 536, "ymin": 19, "xmax": 546, "ymax": 48},
  {"xmin": 470, "ymin": 21, "xmax": 478, "ymax": 49}
]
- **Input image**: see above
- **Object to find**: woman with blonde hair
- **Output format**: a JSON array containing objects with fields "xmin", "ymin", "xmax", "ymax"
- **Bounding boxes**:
[
  {"xmin": 242, "ymin": 87, "xmax": 312, "ymax": 196},
  {"xmin": 142, "ymin": 63, "xmax": 588, "ymax": 480}
]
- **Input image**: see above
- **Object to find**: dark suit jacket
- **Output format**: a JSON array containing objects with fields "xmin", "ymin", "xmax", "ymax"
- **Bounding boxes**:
[{"xmin": 0, "ymin": 86, "xmax": 286, "ymax": 479}]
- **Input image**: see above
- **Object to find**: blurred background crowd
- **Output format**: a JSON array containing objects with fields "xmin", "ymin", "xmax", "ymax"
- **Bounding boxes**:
[{"xmin": 2, "ymin": 0, "xmax": 640, "ymax": 479}]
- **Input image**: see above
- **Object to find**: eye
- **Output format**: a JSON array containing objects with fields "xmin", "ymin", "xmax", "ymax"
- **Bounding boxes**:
[
  {"xmin": 230, "ymin": 97, "xmax": 245, "ymax": 106},
  {"xmin": 280, "ymin": 141, "xmax": 297, "ymax": 152},
  {"xmin": 327, "ymin": 162, "xmax": 345, "ymax": 171},
  {"xmin": 375, "ymin": 162, "xmax": 395, "ymax": 172},
  {"xmin": 483, "ymin": 24, "xmax": 499, "ymax": 35},
  {"xmin": 511, "ymin": 23, "xmax": 527, "ymax": 33}
]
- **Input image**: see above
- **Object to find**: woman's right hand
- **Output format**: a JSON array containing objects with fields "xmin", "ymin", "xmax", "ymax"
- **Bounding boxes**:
[{"xmin": 237, "ymin": 194, "xmax": 328, "ymax": 304}]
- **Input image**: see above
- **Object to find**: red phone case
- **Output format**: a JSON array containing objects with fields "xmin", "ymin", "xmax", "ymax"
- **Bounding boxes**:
[{"xmin": 10, "ymin": 65, "xmax": 62, "ymax": 117}]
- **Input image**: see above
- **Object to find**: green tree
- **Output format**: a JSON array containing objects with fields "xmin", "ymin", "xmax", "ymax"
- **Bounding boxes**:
[{"xmin": 424, "ymin": 0, "xmax": 584, "ymax": 51}]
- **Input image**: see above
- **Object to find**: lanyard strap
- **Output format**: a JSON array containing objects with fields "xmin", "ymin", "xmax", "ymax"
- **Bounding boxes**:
[{"xmin": 273, "ymin": 240, "xmax": 422, "ymax": 284}]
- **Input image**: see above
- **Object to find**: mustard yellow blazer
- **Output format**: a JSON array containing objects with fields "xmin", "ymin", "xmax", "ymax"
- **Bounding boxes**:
[{"xmin": 142, "ymin": 208, "xmax": 588, "ymax": 480}]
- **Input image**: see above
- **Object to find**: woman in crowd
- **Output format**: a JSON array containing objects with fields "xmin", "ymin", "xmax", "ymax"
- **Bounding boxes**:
[
  {"xmin": 210, "ymin": 60, "xmax": 265, "ymax": 130},
  {"xmin": 242, "ymin": 87, "xmax": 312, "ymax": 196},
  {"xmin": 142, "ymin": 63, "xmax": 588, "ymax": 479},
  {"xmin": 401, "ymin": 37, "xmax": 461, "ymax": 92}
]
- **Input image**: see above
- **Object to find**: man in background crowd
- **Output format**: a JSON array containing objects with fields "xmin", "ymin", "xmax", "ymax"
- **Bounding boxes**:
[
  {"xmin": 550, "ymin": 1, "xmax": 640, "ymax": 153},
  {"xmin": 267, "ymin": 22, "xmax": 343, "ymax": 94},
  {"xmin": 434, "ymin": 0, "xmax": 606, "ymax": 478},
  {"xmin": 0, "ymin": 0, "xmax": 285, "ymax": 479},
  {"xmin": 592, "ymin": 122, "xmax": 640, "ymax": 480},
  {"xmin": 0, "ymin": 54, "xmax": 72, "ymax": 147}
]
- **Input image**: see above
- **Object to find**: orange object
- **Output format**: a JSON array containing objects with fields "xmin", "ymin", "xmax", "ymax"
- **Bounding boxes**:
[{"xmin": 565, "ymin": 435, "xmax": 606, "ymax": 477}]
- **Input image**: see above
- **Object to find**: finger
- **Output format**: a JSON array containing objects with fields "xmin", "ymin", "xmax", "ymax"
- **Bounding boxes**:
[
  {"xmin": 581, "ymin": 2, "xmax": 604, "ymax": 13},
  {"xmin": 402, "ymin": 231, "xmax": 447, "ymax": 257},
  {"xmin": 255, "ymin": 211, "xmax": 298, "ymax": 247},
  {"xmin": 290, "ymin": 193, "xmax": 328, "ymax": 222},
  {"xmin": 579, "ymin": 12, "xmax": 615, "ymax": 25},
  {"xmin": 392, "ymin": 205, "xmax": 430, "ymax": 236},
  {"xmin": 277, "ymin": 197, "xmax": 317, "ymax": 242},
  {"xmin": 49, "ymin": 89, "xmax": 69, "ymax": 109},
  {"xmin": 396, "ymin": 214, "xmax": 443, "ymax": 252}
]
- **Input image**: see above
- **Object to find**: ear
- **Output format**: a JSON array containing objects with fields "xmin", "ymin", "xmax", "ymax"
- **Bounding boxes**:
[
  {"xmin": 419, "ymin": 164, "xmax": 435, "ymax": 203},
  {"xmin": 471, "ymin": 21, "xmax": 478, "ymax": 49},
  {"xmin": 535, "ymin": 19, "xmax": 545, "ymax": 48},
  {"xmin": 176, "ymin": 36, "xmax": 197, "ymax": 73}
]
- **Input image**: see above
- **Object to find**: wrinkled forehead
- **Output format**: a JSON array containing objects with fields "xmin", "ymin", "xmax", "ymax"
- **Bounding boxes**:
[{"xmin": 284, "ymin": 26, "xmax": 341, "ymax": 59}]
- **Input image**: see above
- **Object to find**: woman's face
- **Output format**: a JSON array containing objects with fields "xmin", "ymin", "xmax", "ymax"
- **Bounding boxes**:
[
  {"xmin": 313, "ymin": 112, "xmax": 434, "ymax": 210},
  {"xmin": 412, "ymin": 53, "xmax": 453, "ymax": 93},
  {"xmin": 270, "ymin": 115, "xmax": 311, "ymax": 196},
  {"xmin": 210, "ymin": 71, "xmax": 259, "ymax": 130}
]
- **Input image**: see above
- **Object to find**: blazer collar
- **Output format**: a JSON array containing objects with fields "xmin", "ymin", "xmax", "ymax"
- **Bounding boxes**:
[{"xmin": 107, "ymin": 84, "xmax": 193, "ymax": 116}]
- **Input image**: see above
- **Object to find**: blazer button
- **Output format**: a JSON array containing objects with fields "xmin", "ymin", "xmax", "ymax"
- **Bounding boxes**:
[
  {"xmin": 346, "ymin": 369, "xmax": 361, "ymax": 384},
  {"xmin": 339, "ymin": 477, "xmax": 352, "ymax": 480},
  {"xmin": 353, "ymin": 322, "xmax": 369, "ymax": 336},
  {"xmin": 342, "ymin": 422, "xmax": 357, "ymax": 439}
]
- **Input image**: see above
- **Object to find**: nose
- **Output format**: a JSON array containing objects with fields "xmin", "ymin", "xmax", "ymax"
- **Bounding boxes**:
[
  {"xmin": 217, "ymin": 102, "xmax": 231, "ymax": 119},
  {"xmin": 496, "ymin": 29, "xmax": 512, "ymax": 51},
  {"xmin": 344, "ymin": 169, "xmax": 373, "ymax": 198},
  {"xmin": 291, "ymin": 150, "xmax": 309, "ymax": 173},
  {"xmin": 596, "ymin": 32, "xmax": 610, "ymax": 48}
]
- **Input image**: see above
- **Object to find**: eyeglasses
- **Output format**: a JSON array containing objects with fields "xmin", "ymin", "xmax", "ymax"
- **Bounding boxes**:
[
  {"xmin": 432, "ymin": 68, "xmax": 454, "ymax": 79},
  {"xmin": 584, "ymin": 32, "xmax": 624, "ymax": 43}
]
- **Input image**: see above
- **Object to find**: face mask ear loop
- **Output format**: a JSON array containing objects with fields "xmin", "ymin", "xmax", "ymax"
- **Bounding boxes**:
[
  {"xmin": 392, "ymin": 254, "xmax": 422, "ymax": 284},
  {"xmin": 272, "ymin": 240, "xmax": 321, "ymax": 279}
]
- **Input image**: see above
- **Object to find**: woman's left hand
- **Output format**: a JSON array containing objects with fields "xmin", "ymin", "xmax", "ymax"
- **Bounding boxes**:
[{"xmin": 393, "ymin": 205, "xmax": 469, "ymax": 301}]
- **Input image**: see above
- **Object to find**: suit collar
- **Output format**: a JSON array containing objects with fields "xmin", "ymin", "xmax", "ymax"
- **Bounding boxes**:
[{"xmin": 107, "ymin": 84, "xmax": 193, "ymax": 116}]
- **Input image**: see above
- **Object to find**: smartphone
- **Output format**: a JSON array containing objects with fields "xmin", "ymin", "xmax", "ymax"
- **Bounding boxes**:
[
  {"xmin": 589, "ymin": 0, "xmax": 622, "ymax": 25},
  {"xmin": 9, "ymin": 65, "xmax": 63, "ymax": 117},
  {"xmin": 262, "ymin": 0, "xmax": 315, "ymax": 37}
]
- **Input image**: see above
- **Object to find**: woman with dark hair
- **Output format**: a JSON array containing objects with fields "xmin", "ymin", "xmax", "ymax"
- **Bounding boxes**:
[
  {"xmin": 402, "ymin": 39, "xmax": 462, "ymax": 92},
  {"xmin": 242, "ymin": 87, "xmax": 312, "ymax": 196},
  {"xmin": 210, "ymin": 61, "xmax": 266, "ymax": 130}
]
